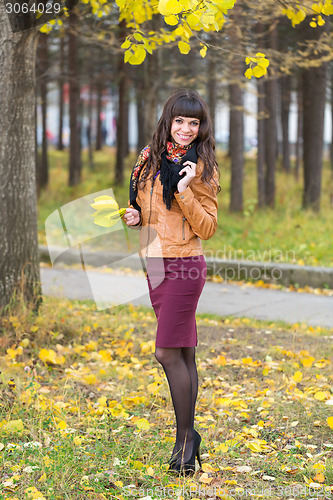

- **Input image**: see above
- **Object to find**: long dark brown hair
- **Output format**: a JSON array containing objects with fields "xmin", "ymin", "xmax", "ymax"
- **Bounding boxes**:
[{"xmin": 138, "ymin": 89, "xmax": 220, "ymax": 194}]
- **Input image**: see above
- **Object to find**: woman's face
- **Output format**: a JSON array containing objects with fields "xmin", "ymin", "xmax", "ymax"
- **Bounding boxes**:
[{"xmin": 170, "ymin": 116, "xmax": 200, "ymax": 146}]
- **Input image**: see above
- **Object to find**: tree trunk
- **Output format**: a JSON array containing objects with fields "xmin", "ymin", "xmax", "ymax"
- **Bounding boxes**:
[
  {"xmin": 115, "ymin": 21, "xmax": 129, "ymax": 186},
  {"xmin": 257, "ymin": 80, "xmax": 265, "ymax": 208},
  {"xmin": 95, "ymin": 79, "xmax": 103, "ymax": 151},
  {"xmin": 37, "ymin": 32, "xmax": 49, "ymax": 190},
  {"xmin": 68, "ymin": 7, "xmax": 81, "ymax": 186},
  {"xmin": 295, "ymin": 75, "xmax": 302, "ymax": 181},
  {"xmin": 142, "ymin": 54, "xmax": 158, "ymax": 145},
  {"xmin": 302, "ymin": 63, "xmax": 327, "ymax": 210},
  {"xmin": 0, "ymin": 5, "xmax": 41, "ymax": 309},
  {"xmin": 264, "ymin": 76, "xmax": 277, "ymax": 207},
  {"xmin": 87, "ymin": 77, "xmax": 94, "ymax": 170},
  {"xmin": 299, "ymin": 21, "xmax": 328, "ymax": 211},
  {"xmin": 207, "ymin": 50, "xmax": 216, "ymax": 136},
  {"xmin": 264, "ymin": 28, "xmax": 278, "ymax": 208},
  {"xmin": 136, "ymin": 74, "xmax": 145, "ymax": 152},
  {"xmin": 330, "ymin": 64, "xmax": 333, "ymax": 176},
  {"xmin": 229, "ymin": 81, "xmax": 244, "ymax": 212},
  {"xmin": 280, "ymin": 74, "xmax": 291, "ymax": 173},
  {"xmin": 57, "ymin": 33, "xmax": 65, "ymax": 151}
]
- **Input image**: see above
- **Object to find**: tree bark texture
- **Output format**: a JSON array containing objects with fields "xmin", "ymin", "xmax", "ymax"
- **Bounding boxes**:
[
  {"xmin": 264, "ymin": 77, "xmax": 277, "ymax": 207},
  {"xmin": 257, "ymin": 81, "xmax": 265, "ymax": 208},
  {"xmin": 57, "ymin": 34, "xmax": 65, "ymax": 151},
  {"xmin": 229, "ymin": 81, "xmax": 244, "ymax": 212},
  {"xmin": 68, "ymin": 7, "xmax": 81, "ymax": 187},
  {"xmin": 264, "ymin": 28, "xmax": 278, "ymax": 208},
  {"xmin": 115, "ymin": 21, "xmax": 129, "ymax": 186},
  {"xmin": 37, "ymin": 32, "xmax": 49, "ymax": 190},
  {"xmin": 207, "ymin": 50, "xmax": 216, "ymax": 136},
  {"xmin": 0, "ymin": 4, "xmax": 41, "ymax": 309},
  {"xmin": 95, "ymin": 78, "xmax": 103, "ymax": 151},
  {"xmin": 280, "ymin": 74, "xmax": 291, "ymax": 173},
  {"xmin": 302, "ymin": 63, "xmax": 327, "ymax": 211},
  {"xmin": 300, "ymin": 21, "xmax": 328, "ymax": 211},
  {"xmin": 295, "ymin": 76, "xmax": 302, "ymax": 181}
]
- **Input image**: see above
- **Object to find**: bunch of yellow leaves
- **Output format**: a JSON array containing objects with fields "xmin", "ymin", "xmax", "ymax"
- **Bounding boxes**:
[{"xmin": 90, "ymin": 195, "xmax": 127, "ymax": 228}]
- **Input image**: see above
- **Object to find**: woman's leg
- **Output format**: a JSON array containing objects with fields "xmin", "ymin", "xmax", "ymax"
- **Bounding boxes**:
[
  {"xmin": 182, "ymin": 346, "xmax": 198, "ymax": 429},
  {"xmin": 155, "ymin": 347, "xmax": 194, "ymax": 462}
]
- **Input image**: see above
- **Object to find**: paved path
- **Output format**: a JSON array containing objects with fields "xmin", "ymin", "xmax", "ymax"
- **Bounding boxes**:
[{"xmin": 40, "ymin": 267, "xmax": 333, "ymax": 329}]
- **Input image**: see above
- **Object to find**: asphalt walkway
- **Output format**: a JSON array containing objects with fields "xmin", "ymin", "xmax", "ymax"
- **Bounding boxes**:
[{"xmin": 40, "ymin": 266, "xmax": 333, "ymax": 329}]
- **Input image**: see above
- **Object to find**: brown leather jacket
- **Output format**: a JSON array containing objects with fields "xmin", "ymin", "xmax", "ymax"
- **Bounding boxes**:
[{"xmin": 128, "ymin": 158, "xmax": 219, "ymax": 258}]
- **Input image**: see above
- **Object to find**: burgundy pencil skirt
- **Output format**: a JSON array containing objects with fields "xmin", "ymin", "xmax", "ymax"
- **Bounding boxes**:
[{"xmin": 146, "ymin": 255, "xmax": 207, "ymax": 348}]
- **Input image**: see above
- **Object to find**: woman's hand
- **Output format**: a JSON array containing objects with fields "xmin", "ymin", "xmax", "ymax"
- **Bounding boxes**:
[
  {"xmin": 122, "ymin": 208, "xmax": 141, "ymax": 226},
  {"xmin": 177, "ymin": 161, "xmax": 197, "ymax": 193}
]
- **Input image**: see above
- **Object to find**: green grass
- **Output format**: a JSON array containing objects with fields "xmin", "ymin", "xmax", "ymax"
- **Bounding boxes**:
[{"xmin": 37, "ymin": 147, "xmax": 333, "ymax": 267}]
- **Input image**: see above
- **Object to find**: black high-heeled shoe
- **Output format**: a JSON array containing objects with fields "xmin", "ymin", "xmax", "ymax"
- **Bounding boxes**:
[{"xmin": 168, "ymin": 430, "xmax": 202, "ymax": 476}]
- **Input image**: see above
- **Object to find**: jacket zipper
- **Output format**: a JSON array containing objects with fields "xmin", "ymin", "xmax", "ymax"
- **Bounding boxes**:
[
  {"xmin": 145, "ymin": 180, "xmax": 154, "ymax": 259},
  {"xmin": 182, "ymin": 217, "xmax": 186, "ymax": 240}
]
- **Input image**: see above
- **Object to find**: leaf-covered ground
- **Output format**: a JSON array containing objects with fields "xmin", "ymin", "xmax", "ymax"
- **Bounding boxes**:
[{"xmin": 1, "ymin": 298, "xmax": 333, "ymax": 499}]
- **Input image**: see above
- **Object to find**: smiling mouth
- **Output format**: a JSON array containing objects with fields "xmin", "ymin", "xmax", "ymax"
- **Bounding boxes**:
[{"xmin": 177, "ymin": 134, "xmax": 192, "ymax": 140}]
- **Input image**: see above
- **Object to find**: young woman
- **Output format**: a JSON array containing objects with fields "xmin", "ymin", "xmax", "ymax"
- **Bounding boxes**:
[{"xmin": 123, "ymin": 89, "xmax": 220, "ymax": 475}]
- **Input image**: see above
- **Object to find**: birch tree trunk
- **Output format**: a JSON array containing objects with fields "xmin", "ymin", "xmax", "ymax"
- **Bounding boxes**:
[{"xmin": 0, "ymin": 4, "xmax": 41, "ymax": 309}]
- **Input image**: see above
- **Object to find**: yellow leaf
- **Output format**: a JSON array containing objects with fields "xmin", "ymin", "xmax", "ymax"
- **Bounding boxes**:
[
  {"xmin": 301, "ymin": 357, "xmax": 315, "ymax": 368},
  {"xmin": 147, "ymin": 382, "xmax": 161, "ymax": 395},
  {"xmin": 244, "ymin": 68, "xmax": 253, "ymax": 79},
  {"xmin": 98, "ymin": 350, "xmax": 112, "ymax": 362},
  {"xmin": 39, "ymin": 349, "xmax": 64, "ymax": 366},
  {"xmin": 200, "ymin": 46, "xmax": 207, "ymax": 58},
  {"xmin": 245, "ymin": 441, "xmax": 262, "ymax": 453},
  {"xmin": 132, "ymin": 460, "xmax": 144, "ymax": 469},
  {"xmin": 178, "ymin": 41, "xmax": 191, "ymax": 54},
  {"xmin": 292, "ymin": 371, "xmax": 303, "ymax": 383},
  {"xmin": 158, "ymin": 0, "xmax": 183, "ymax": 16},
  {"xmin": 165, "ymin": 14, "xmax": 179, "ymax": 25},
  {"xmin": 213, "ymin": 355, "xmax": 226, "ymax": 366},
  {"xmin": 24, "ymin": 487, "xmax": 46, "ymax": 499},
  {"xmin": 199, "ymin": 472, "xmax": 213, "ymax": 484},
  {"xmin": 252, "ymin": 65, "xmax": 267, "ymax": 78},
  {"xmin": 135, "ymin": 418, "xmax": 151, "ymax": 431},
  {"xmin": 202, "ymin": 463, "xmax": 215, "ymax": 472},
  {"xmin": 313, "ymin": 472, "xmax": 325, "ymax": 483},
  {"xmin": 90, "ymin": 195, "xmax": 119, "ymax": 211},
  {"xmin": 327, "ymin": 416, "xmax": 333, "ymax": 428},
  {"xmin": 74, "ymin": 436, "xmax": 83, "ymax": 445},
  {"xmin": 215, "ymin": 442, "xmax": 228, "ymax": 452},
  {"xmin": 242, "ymin": 357, "xmax": 252, "ymax": 364},
  {"xmin": 127, "ymin": 45, "xmax": 147, "ymax": 65},
  {"xmin": 4, "ymin": 420, "xmax": 24, "ymax": 433},
  {"xmin": 57, "ymin": 420, "xmax": 67, "ymax": 430},
  {"xmin": 38, "ymin": 473, "xmax": 47, "ymax": 482},
  {"xmin": 82, "ymin": 374, "xmax": 98, "ymax": 385},
  {"xmin": 314, "ymin": 391, "xmax": 328, "ymax": 401},
  {"xmin": 146, "ymin": 466, "xmax": 154, "ymax": 476}
]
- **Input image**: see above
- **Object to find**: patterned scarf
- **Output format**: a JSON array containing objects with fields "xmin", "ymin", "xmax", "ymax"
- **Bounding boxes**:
[{"xmin": 129, "ymin": 141, "xmax": 198, "ymax": 211}]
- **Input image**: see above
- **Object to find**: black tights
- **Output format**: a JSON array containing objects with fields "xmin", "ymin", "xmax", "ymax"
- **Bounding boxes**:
[{"xmin": 155, "ymin": 346, "xmax": 198, "ymax": 463}]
